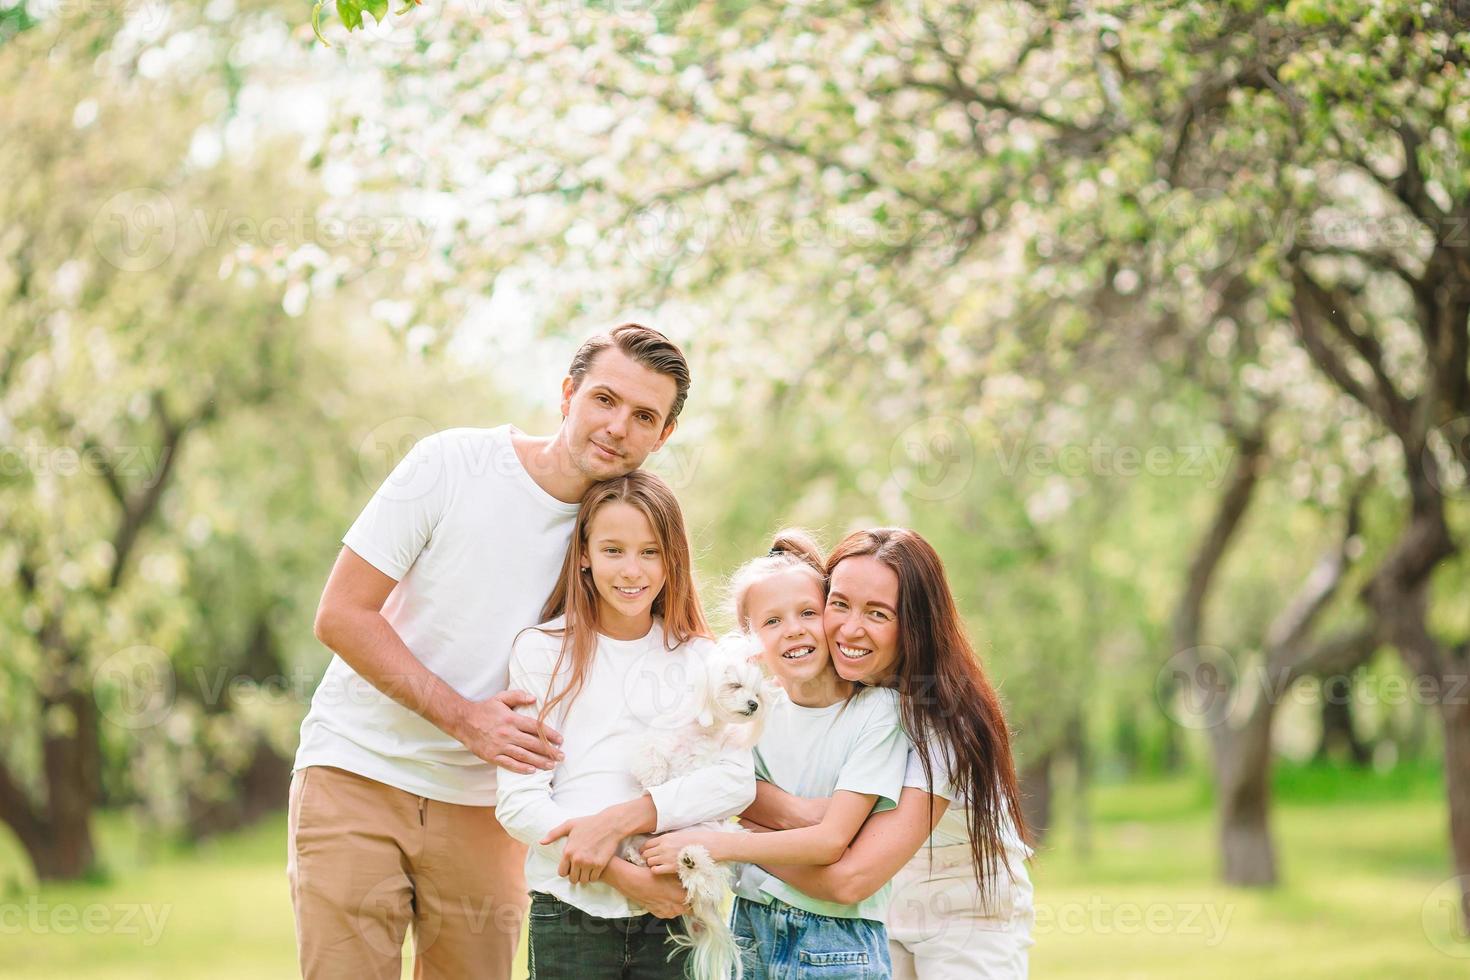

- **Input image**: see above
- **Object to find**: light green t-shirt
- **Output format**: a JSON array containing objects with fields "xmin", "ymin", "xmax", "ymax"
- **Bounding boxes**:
[{"xmin": 735, "ymin": 684, "xmax": 910, "ymax": 922}]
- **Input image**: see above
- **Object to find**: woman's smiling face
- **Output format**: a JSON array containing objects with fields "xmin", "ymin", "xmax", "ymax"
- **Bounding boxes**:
[{"xmin": 824, "ymin": 555, "xmax": 901, "ymax": 683}]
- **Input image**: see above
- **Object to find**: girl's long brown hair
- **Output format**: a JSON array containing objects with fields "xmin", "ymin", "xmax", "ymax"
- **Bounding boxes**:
[
  {"xmin": 827, "ymin": 527, "xmax": 1030, "ymax": 893},
  {"xmin": 533, "ymin": 471, "xmax": 710, "ymax": 727}
]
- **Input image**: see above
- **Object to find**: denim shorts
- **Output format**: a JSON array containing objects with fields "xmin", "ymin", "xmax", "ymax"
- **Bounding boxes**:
[{"xmin": 731, "ymin": 895, "xmax": 892, "ymax": 979}]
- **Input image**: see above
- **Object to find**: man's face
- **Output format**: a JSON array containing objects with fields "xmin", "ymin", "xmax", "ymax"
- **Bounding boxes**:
[{"xmin": 561, "ymin": 347, "xmax": 678, "ymax": 481}]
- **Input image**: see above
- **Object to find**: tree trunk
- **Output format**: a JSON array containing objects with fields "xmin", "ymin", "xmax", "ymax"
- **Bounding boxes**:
[
  {"xmin": 34, "ymin": 690, "xmax": 100, "ymax": 880},
  {"xmin": 1441, "ymin": 666, "xmax": 1470, "ymax": 931},
  {"xmin": 1315, "ymin": 681, "xmax": 1371, "ymax": 766},
  {"xmin": 1018, "ymin": 752, "xmax": 1053, "ymax": 845},
  {"xmin": 1215, "ymin": 702, "xmax": 1278, "ymax": 886},
  {"xmin": 1068, "ymin": 712, "xmax": 1091, "ymax": 859}
]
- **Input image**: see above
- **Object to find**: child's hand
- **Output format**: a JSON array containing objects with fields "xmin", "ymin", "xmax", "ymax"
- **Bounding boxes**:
[
  {"xmin": 544, "ymin": 811, "xmax": 628, "ymax": 884},
  {"xmin": 640, "ymin": 830, "xmax": 721, "ymax": 874}
]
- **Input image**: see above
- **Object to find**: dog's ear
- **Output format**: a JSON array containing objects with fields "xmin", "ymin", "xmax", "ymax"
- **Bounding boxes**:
[{"xmin": 693, "ymin": 653, "xmax": 722, "ymax": 728}]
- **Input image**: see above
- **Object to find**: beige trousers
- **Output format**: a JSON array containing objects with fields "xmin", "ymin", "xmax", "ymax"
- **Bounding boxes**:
[
  {"xmin": 888, "ymin": 841, "xmax": 1035, "ymax": 980},
  {"xmin": 287, "ymin": 765, "xmax": 528, "ymax": 980}
]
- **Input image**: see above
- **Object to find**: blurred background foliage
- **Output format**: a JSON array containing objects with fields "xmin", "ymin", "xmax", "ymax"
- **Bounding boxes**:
[{"xmin": 2, "ymin": 0, "xmax": 1469, "ymax": 975}]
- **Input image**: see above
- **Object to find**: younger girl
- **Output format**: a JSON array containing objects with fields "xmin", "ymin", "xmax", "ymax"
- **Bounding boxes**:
[
  {"xmin": 744, "ymin": 527, "xmax": 1034, "ymax": 980},
  {"xmin": 496, "ymin": 472, "xmax": 757, "ymax": 980},
  {"xmin": 641, "ymin": 529, "xmax": 910, "ymax": 979}
]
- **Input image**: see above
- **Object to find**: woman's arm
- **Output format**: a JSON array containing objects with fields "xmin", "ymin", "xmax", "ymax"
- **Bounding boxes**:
[
  {"xmin": 642, "ymin": 790, "xmax": 875, "ymax": 872},
  {"xmin": 758, "ymin": 787, "xmax": 949, "ymax": 906},
  {"xmin": 741, "ymin": 780, "xmax": 829, "ymax": 831}
]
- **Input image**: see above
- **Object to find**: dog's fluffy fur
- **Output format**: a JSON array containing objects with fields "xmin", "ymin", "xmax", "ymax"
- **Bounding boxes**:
[{"xmin": 622, "ymin": 634, "xmax": 774, "ymax": 980}]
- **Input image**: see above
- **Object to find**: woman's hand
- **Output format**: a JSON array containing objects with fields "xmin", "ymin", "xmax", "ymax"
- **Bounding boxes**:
[{"xmin": 640, "ymin": 830, "xmax": 724, "ymax": 874}]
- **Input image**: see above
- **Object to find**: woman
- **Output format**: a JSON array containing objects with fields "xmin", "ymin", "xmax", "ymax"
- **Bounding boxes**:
[{"xmin": 745, "ymin": 527, "xmax": 1035, "ymax": 979}]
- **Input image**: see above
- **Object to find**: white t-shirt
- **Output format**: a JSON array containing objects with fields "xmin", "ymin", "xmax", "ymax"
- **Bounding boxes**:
[
  {"xmin": 736, "ymin": 685, "xmax": 910, "ymax": 922},
  {"xmin": 496, "ymin": 617, "xmax": 757, "ymax": 918},
  {"xmin": 903, "ymin": 740, "xmax": 1033, "ymax": 859},
  {"xmin": 293, "ymin": 425, "xmax": 580, "ymax": 805}
]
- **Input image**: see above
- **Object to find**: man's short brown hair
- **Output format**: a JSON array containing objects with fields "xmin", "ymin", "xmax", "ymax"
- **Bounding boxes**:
[{"xmin": 567, "ymin": 323, "xmax": 692, "ymax": 424}]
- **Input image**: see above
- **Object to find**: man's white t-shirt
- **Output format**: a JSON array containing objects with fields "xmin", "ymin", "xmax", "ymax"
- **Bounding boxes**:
[{"xmin": 293, "ymin": 425, "xmax": 580, "ymax": 805}]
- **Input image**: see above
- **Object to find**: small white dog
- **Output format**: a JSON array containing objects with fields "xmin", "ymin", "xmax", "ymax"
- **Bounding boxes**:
[{"xmin": 622, "ymin": 634, "xmax": 773, "ymax": 980}]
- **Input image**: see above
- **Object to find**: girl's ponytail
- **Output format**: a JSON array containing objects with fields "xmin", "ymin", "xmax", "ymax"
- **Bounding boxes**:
[{"xmin": 728, "ymin": 527, "xmax": 827, "ymax": 630}]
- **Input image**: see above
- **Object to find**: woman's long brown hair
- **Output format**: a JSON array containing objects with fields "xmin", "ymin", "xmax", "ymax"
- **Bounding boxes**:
[
  {"xmin": 533, "ymin": 471, "xmax": 710, "ymax": 728},
  {"xmin": 827, "ymin": 527, "xmax": 1030, "ymax": 893}
]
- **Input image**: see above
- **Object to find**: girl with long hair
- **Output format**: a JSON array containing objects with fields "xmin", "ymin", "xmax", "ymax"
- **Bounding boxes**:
[
  {"xmin": 641, "ymin": 529, "xmax": 911, "ymax": 979},
  {"xmin": 495, "ymin": 472, "xmax": 757, "ymax": 979},
  {"xmin": 746, "ymin": 527, "xmax": 1036, "ymax": 979}
]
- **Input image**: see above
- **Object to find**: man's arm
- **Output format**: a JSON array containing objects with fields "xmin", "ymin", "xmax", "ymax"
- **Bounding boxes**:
[
  {"xmin": 313, "ymin": 546, "xmax": 562, "ymax": 773},
  {"xmin": 757, "ymin": 787, "xmax": 949, "ymax": 906}
]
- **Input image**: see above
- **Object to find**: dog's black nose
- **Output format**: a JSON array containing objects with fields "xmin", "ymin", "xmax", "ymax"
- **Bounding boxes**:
[{"xmin": 746, "ymin": 700, "xmax": 759, "ymax": 712}]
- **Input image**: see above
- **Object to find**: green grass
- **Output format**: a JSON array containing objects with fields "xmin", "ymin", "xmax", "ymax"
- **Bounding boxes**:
[{"xmin": 3, "ymin": 763, "xmax": 1468, "ymax": 978}]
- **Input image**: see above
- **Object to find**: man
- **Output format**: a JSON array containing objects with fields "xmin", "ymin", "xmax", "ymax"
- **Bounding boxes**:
[{"xmin": 289, "ymin": 324, "xmax": 695, "ymax": 979}]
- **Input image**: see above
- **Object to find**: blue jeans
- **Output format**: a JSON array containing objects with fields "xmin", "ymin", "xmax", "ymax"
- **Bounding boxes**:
[{"xmin": 731, "ymin": 896, "xmax": 892, "ymax": 979}]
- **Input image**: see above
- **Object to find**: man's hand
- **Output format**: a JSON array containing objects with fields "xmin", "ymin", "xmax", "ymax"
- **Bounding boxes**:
[
  {"xmin": 543, "ymin": 805, "xmax": 639, "ymax": 885},
  {"xmin": 459, "ymin": 690, "xmax": 564, "ymax": 773}
]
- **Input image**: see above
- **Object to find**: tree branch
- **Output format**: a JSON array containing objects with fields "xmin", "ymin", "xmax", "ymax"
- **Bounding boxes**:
[
  {"xmin": 1172, "ymin": 424, "xmax": 1269, "ymax": 651},
  {"xmin": 1289, "ymin": 264, "xmax": 1413, "ymax": 442}
]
